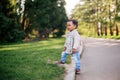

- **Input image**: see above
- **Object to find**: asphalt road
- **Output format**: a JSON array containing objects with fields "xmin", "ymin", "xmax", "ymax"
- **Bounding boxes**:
[{"xmin": 76, "ymin": 38, "xmax": 120, "ymax": 80}]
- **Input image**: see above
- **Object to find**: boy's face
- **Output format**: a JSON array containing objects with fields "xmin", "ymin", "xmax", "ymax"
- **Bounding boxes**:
[{"xmin": 66, "ymin": 21, "xmax": 76, "ymax": 31}]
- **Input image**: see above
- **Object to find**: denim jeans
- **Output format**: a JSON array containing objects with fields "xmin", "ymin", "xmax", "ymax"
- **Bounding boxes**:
[{"xmin": 61, "ymin": 51, "xmax": 80, "ymax": 70}]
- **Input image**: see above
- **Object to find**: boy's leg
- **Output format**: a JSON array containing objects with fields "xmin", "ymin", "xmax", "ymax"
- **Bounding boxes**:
[
  {"xmin": 60, "ymin": 51, "xmax": 67, "ymax": 63},
  {"xmin": 72, "ymin": 52, "xmax": 80, "ymax": 72}
]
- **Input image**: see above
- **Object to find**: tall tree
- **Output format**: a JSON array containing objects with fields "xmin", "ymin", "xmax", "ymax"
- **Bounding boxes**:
[
  {"xmin": 71, "ymin": 0, "xmax": 120, "ymax": 36},
  {"xmin": 18, "ymin": 0, "xmax": 68, "ymax": 39},
  {"xmin": 0, "ymin": 0, "xmax": 24, "ymax": 42}
]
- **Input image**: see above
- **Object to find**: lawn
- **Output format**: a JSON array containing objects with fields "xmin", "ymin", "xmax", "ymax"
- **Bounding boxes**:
[{"xmin": 0, "ymin": 38, "xmax": 66, "ymax": 80}]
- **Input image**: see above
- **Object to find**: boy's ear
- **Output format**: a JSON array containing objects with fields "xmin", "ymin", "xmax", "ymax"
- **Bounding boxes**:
[{"xmin": 74, "ymin": 25, "xmax": 77, "ymax": 28}]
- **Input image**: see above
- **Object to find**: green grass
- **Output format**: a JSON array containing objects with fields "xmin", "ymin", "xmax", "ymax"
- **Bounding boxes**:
[
  {"xmin": 0, "ymin": 38, "xmax": 67, "ymax": 80},
  {"xmin": 98, "ymin": 34, "xmax": 120, "ymax": 39}
]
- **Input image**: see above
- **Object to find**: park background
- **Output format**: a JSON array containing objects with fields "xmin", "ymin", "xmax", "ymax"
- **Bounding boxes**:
[{"xmin": 0, "ymin": 0, "xmax": 120, "ymax": 80}]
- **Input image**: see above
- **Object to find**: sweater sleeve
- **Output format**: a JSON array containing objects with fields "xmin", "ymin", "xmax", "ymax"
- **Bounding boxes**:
[
  {"xmin": 64, "ymin": 34, "xmax": 67, "ymax": 47},
  {"xmin": 64, "ymin": 41, "xmax": 67, "ymax": 47},
  {"xmin": 73, "ymin": 31, "xmax": 80, "ymax": 49}
]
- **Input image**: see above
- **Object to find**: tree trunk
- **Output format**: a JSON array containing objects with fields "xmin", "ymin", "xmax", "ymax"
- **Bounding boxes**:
[
  {"xmin": 109, "ymin": 3, "xmax": 113, "ymax": 36},
  {"xmin": 101, "ymin": 24, "xmax": 103, "ymax": 36},
  {"xmin": 115, "ymin": 0, "xmax": 119, "ymax": 36},
  {"xmin": 21, "ymin": 16, "xmax": 26, "ymax": 31},
  {"xmin": 116, "ymin": 24, "xmax": 119, "ymax": 36},
  {"xmin": 97, "ymin": 26, "xmax": 100, "ymax": 36},
  {"xmin": 38, "ymin": 28, "xmax": 52, "ymax": 39},
  {"xmin": 110, "ymin": 27, "xmax": 113, "ymax": 36},
  {"xmin": 105, "ymin": 26, "xmax": 107, "ymax": 36}
]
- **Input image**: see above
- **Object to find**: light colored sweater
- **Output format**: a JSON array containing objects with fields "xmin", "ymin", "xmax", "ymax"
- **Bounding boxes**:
[{"xmin": 64, "ymin": 29, "xmax": 81, "ymax": 54}]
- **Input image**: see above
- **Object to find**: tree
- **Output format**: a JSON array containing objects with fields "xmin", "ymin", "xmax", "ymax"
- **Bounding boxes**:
[
  {"xmin": 18, "ymin": 0, "xmax": 68, "ymax": 39},
  {"xmin": 71, "ymin": 0, "xmax": 120, "ymax": 36},
  {"xmin": 0, "ymin": 0, "xmax": 24, "ymax": 42},
  {"xmin": 0, "ymin": 0, "xmax": 67, "ymax": 42}
]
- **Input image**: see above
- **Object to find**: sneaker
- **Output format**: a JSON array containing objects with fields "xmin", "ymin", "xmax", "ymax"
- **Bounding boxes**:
[
  {"xmin": 58, "ymin": 61, "xmax": 64, "ymax": 64},
  {"xmin": 76, "ymin": 69, "xmax": 80, "ymax": 74}
]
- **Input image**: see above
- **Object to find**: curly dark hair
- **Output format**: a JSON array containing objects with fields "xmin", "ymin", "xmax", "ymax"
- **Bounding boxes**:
[{"xmin": 67, "ymin": 19, "xmax": 78, "ymax": 28}]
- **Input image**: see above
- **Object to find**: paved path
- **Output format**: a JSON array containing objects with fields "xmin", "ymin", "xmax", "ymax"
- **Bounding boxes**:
[{"xmin": 76, "ymin": 38, "xmax": 120, "ymax": 80}]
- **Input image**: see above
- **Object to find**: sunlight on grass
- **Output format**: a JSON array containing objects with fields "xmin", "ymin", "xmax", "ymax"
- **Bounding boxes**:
[
  {"xmin": 0, "ymin": 38, "xmax": 65, "ymax": 80},
  {"xmin": 0, "ymin": 47, "xmax": 19, "ymax": 51},
  {"xmin": 97, "ymin": 34, "xmax": 120, "ymax": 40}
]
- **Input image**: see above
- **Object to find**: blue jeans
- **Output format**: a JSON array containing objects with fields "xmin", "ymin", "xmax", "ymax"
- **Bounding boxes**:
[{"xmin": 61, "ymin": 51, "xmax": 80, "ymax": 70}]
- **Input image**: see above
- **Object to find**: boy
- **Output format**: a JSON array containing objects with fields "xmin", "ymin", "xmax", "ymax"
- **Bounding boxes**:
[{"xmin": 58, "ymin": 19, "xmax": 81, "ymax": 74}]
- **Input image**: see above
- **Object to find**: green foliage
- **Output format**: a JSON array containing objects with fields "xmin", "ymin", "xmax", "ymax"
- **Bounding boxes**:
[
  {"xmin": 20, "ymin": 0, "xmax": 68, "ymax": 38},
  {"xmin": 0, "ymin": 0, "xmax": 68, "ymax": 42},
  {"xmin": 0, "ymin": 38, "xmax": 65, "ymax": 80},
  {"xmin": 0, "ymin": 15, "xmax": 24, "ymax": 42},
  {"xmin": 115, "ymin": 16, "xmax": 120, "ymax": 21},
  {"xmin": 0, "ymin": 0, "xmax": 24, "ymax": 42},
  {"xmin": 77, "ymin": 21, "xmax": 97, "ymax": 37},
  {"xmin": 71, "ymin": 0, "xmax": 120, "ymax": 38}
]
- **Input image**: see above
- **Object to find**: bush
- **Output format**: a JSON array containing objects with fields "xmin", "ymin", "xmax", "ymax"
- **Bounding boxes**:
[{"xmin": 0, "ymin": 14, "xmax": 24, "ymax": 43}]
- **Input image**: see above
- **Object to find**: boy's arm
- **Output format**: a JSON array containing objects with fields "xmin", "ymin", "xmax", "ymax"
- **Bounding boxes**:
[
  {"xmin": 63, "ymin": 47, "xmax": 66, "ymax": 51},
  {"xmin": 72, "ymin": 32, "xmax": 80, "ymax": 53},
  {"xmin": 63, "ymin": 34, "xmax": 67, "ymax": 51},
  {"xmin": 72, "ymin": 48, "xmax": 77, "ymax": 53},
  {"xmin": 64, "ymin": 40, "xmax": 67, "ymax": 51}
]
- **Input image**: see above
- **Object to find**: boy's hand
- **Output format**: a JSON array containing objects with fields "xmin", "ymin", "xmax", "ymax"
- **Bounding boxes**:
[
  {"xmin": 72, "ymin": 48, "xmax": 77, "ymax": 53},
  {"xmin": 63, "ymin": 47, "xmax": 66, "ymax": 51}
]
